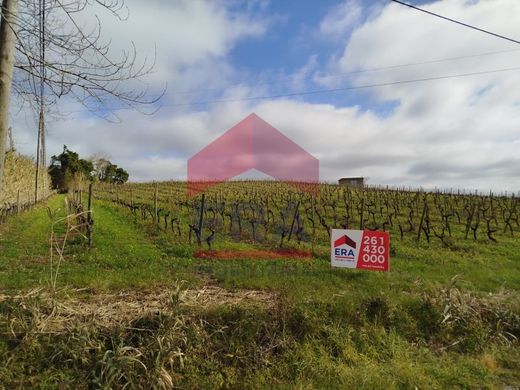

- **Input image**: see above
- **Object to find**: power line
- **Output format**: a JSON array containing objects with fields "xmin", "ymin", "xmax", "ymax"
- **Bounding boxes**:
[
  {"xmin": 61, "ymin": 48, "xmax": 520, "ymax": 113},
  {"xmin": 66, "ymin": 65, "xmax": 520, "ymax": 113},
  {"xmin": 390, "ymin": 0, "xmax": 520, "ymax": 45},
  {"xmin": 337, "ymin": 48, "xmax": 520, "ymax": 75},
  {"xmin": 164, "ymin": 66, "xmax": 520, "ymax": 108},
  {"xmin": 168, "ymin": 47, "xmax": 520, "ymax": 97}
]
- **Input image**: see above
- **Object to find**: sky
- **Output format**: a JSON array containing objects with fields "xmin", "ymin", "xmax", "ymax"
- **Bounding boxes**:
[{"xmin": 10, "ymin": 0, "xmax": 520, "ymax": 193}]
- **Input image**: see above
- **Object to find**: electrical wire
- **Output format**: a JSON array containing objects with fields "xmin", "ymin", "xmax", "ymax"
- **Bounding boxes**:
[
  {"xmin": 65, "ymin": 65, "xmax": 520, "ymax": 113},
  {"xmin": 158, "ymin": 65, "xmax": 520, "ymax": 108},
  {"xmin": 168, "ymin": 47, "xmax": 520, "ymax": 97},
  {"xmin": 390, "ymin": 0, "xmax": 520, "ymax": 45}
]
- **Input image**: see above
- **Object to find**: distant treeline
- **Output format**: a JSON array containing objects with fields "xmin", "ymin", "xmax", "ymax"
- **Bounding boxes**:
[{"xmin": 49, "ymin": 145, "xmax": 129, "ymax": 192}]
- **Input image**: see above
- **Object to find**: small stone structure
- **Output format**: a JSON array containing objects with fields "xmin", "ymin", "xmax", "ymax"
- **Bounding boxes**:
[{"xmin": 338, "ymin": 177, "xmax": 365, "ymax": 188}]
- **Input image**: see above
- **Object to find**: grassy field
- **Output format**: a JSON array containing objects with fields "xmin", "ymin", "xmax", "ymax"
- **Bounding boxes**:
[{"xmin": 0, "ymin": 192, "xmax": 519, "ymax": 389}]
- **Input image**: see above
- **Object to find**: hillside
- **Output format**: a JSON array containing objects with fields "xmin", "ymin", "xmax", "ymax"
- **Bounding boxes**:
[
  {"xmin": 0, "ymin": 151, "xmax": 52, "ymax": 205},
  {"xmin": 0, "ymin": 184, "xmax": 518, "ymax": 388}
]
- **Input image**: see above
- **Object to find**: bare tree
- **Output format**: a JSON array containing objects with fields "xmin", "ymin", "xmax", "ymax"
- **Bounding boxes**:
[
  {"xmin": 0, "ymin": 0, "xmax": 162, "ymax": 194},
  {"xmin": 0, "ymin": 0, "xmax": 19, "ymax": 194}
]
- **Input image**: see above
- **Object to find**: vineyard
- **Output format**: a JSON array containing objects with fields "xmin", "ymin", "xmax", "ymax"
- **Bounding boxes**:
[
  {"xmin": 94, "ymin": 181, "xmax": 520, "ymax": 252},
  {"xmin": 1, "ymin": 186, "xmax": 520, "ymax": 388}
]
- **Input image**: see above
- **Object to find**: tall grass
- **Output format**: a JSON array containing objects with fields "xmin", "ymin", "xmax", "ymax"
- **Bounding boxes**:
[{"xmin": 0, "ymin": 280, "xmax": 518, "ymax": 388}]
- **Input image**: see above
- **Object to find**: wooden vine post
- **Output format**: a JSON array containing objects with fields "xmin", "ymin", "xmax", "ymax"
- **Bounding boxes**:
[
  {"xmin": 197, "ymin": 193, "xmax": 206, "ymax": 246},
  {"xmin": 154, "ymin": 182, "xmax": 158, "ymax": 224},
  {"xmin": 417, "ymin": 197, "xmax": 428, "ymax": 242},
  {"xmin": 287, "ymin": 200, "xmax": 300, "ymax": 241},
  {"xmin": 359, "ymin": 197, "xmax": 365, "ymax": 230},
  {"xmin": 311, "ymin": 196, "xmax": 316, "ymax": 255},
  {"xmin": 87, "ymin": 183, "xmax": 93, "ymax": 248}
]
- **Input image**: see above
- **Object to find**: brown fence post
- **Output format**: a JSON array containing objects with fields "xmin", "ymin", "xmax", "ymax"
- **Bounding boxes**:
[
  {"xmin": 197, "ymin": 193, "xmax": 206, "ymax": 246},
  {"xmin": 154, "ymin": 182, "xmax": 158, "ymax": 224},
  {"xmin": 87, "ymin": 183, "xmax": 93, "ymax": 248},
  {"xmin": 417, "ymin": 198, "xmax": 428, "ymax": 242},
  {"xmin": 359, "ymin": 197, "xmax": 365, "ymax": 230},
  {"xmin": 288, "ymin": 201, "xmax": 300, "ymax": 241}
]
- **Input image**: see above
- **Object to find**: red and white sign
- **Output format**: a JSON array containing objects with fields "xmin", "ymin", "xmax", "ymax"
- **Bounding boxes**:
[{"xmin": 330, "ymin": 229, "xmax": 390, "ymax": 272}]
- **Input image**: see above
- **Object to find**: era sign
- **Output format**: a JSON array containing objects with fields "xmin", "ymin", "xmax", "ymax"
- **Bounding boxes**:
[{"xmin": 330, "ymin": 229, "xmax": 390, "ymax": 272}]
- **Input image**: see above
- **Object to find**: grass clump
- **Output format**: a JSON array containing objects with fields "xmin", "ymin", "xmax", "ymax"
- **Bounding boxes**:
[{"xmin": 2, "ymin": 286, "xmax": 519, "ymax": 388}]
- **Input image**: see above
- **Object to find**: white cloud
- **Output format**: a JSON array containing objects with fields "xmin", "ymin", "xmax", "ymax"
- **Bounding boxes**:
[
  {"xmin": 10, "ymin": 0, "xmax": 520, "ymax": 193},
  {"xmin": 11, "ymin": 0, "xmax": 268, "ymax": 160},
  {"xmin": 320, "ymin": 0, "xmax": 363, "ymax": 37},
  {"xmin": 312, "ymin": 0, "xmax": 520, "ymax": 191}
]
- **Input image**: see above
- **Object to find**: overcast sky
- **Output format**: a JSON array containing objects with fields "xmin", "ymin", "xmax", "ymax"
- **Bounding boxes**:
[{"xmin": 11, "ymin": 0, "xmax": 520, "ymax": 192}]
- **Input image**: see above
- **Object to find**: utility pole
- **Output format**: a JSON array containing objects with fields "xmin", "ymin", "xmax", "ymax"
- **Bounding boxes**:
[
  {"xmin": 34, "ymin": 0, "xmax": 46, "ymax": 202},
  {"xmin": 0, "ymin": 0, "xmax": 20, "ymax": 194}
]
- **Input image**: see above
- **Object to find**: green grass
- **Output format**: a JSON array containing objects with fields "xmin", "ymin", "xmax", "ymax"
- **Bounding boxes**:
[
  {"xmin": 0, "ymin": 195, "xmax": 519, "ymax": 388},
  {"xmin": 0, "ymin": 195, "xmax": 197, "ymax": 291}
]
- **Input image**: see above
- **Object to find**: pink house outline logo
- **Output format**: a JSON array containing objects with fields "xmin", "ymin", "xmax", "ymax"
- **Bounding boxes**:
[{"xmin": 187, "ymin": 113, "xmax": 319, "ymax": 196}]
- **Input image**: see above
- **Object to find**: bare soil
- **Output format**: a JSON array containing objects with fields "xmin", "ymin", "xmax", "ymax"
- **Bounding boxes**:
[{"xmin": 194, "ymin": 248, "xmax": 312, "ymax": 260}]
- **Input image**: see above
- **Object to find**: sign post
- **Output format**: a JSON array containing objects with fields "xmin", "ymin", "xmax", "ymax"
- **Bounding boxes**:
[{"xmin": 330, "ymin": 229, "xmax": 390, "ymax": 272}]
